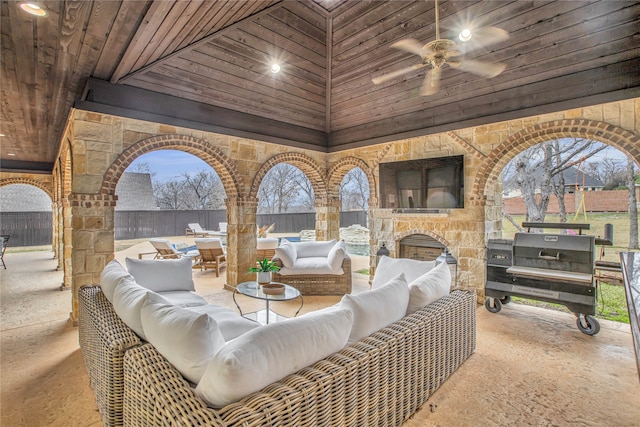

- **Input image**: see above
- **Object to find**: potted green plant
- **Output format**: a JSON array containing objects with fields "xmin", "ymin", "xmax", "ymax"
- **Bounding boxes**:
[{"xmin": 248, "ymin": 258, "xmax": 280, "ymax": 284}]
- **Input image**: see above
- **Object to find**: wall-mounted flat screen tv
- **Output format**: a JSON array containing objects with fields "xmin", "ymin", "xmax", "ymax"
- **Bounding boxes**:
[{"xmin": 379, "ymin": 155, "xmax": 464, "ymax": 210}]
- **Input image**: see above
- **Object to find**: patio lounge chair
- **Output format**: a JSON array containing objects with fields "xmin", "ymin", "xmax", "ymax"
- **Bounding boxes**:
[
  {"xmin": 185, "ymin": 223, "xmax": 216, "ymax": 237},
  {"xmin": 148, "ymin": 238, "xmax": 199, "ymax": 260},
  {"xmin": 0, "ymin": 235, "xmax": 9, "ymax": 269},
  {"xmin": 194, "ymin": 238, "xmax": 226, "ymax": 276},
  {"xmin": 256, "ymin": 237, "xmax": 278, "ymax": 259}
]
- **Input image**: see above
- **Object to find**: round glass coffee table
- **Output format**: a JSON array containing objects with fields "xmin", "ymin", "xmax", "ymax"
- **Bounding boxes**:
[{"xmin": 233, "ymin": 281, "xmax": 303, "ymax": 325}]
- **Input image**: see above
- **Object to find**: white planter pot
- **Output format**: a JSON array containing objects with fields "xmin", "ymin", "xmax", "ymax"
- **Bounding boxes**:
[{"xmin": 257, "ymin": 271, "xmax": 272, "ymax": 284}]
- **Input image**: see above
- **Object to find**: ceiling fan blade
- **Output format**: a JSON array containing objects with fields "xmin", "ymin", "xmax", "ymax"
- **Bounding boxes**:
[
  {"xmin": 390, "ymin": 38, "xmax": 425, "ymax": 57},
  {"xmin": 449, "ymin": 58, "xmax": 505, "ymax": 78},
  {"xmin": 420, "ymin": 67, "xmax": 441, "ymax": 96},
  {"xmin": 372, "ymin": 63, "xmax": 428, "ymax": 85}
]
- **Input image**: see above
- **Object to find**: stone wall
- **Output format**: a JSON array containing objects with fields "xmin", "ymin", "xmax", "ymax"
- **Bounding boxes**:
[{"xmin": 3, "ymin": 98, "xmax": 639, "ymax": 322}]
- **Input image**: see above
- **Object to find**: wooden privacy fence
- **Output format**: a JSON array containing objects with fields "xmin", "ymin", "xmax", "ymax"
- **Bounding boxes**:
[
  {"xmin": 0, "ymin": 210, "xmax": 368, "ymax": 247},
  {"xmin": 0, "ymin": 212, "xmax": 52, "ymax": 247}
]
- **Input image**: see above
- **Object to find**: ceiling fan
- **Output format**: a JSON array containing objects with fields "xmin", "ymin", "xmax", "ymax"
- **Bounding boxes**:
[{"xmin": 371, "ymin": 0, "xmax": 509, "ymax": 96}]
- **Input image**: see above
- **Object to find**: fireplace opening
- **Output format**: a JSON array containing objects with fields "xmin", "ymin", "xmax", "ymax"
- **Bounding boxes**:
[{"xmin": 399, "ymin": 234, "xmax": 445, "ymax": 261}]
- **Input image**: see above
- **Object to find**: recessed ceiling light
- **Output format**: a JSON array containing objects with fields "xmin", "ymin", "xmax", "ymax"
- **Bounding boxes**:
[
  {"xmin": 0, "ymin": 134, "xmax": 5, "ymax": 137},
  {"xmin": 19, "ymin": 3, "xmax": 47, "ymax": 17},
  {"xmin": 270, "ymin": 63, "xmax": 281, "ymax": 73},
  {"xmin": 7, "ymin": 153, "xmax": 16, "ymax": 156},
  {"xmin": 459, "ymin": 29, "xmax": 472, "ymax": 42}
]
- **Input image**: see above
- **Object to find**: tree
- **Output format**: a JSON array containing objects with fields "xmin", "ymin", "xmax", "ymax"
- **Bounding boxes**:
[
  {"xmin": 258, "ymin": 164, "xmax": 303, "ymax": 214},
  {"xmin": 627, "ymin": 156, "xmax": 639, "ymax": 249},
  {"xmin": 506, "ymin": 138, "xmax": 607, "ymax": 223},
  {"xmin": 340, "ymin": 168, "xmax": 369, "ymax": 212},
  {"xmin": 154, "ymin": 169, "xmax": 225, "ymax": 210}
]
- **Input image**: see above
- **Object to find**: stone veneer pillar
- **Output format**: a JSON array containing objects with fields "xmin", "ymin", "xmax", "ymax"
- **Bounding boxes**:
[
  {"xmin": 224, "ymin": 197, "xmax": 258, "ymax": 290},
  {"xmin": 68, "ymin": 193, "xmax": 116, "ymax": 324},
  {"xmin": 315, "ymin": 197, "xmax": 341, "ymax": 241},
  {"xmin": 62, "ymin": 198, "xmax": 73, "ymax": 290}
]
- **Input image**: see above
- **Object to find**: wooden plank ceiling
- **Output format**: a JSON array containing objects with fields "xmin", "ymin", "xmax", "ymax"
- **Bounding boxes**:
[{"xmin": 1, "ymin": 0, "xmax": 639, "ymax": 173}]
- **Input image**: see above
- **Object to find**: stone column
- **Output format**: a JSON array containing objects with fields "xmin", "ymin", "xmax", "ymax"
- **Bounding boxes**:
[
  {"xmin": 225, "ymin": 197, "xmax": 258, "ymax": 290},
  {"xmin": 315, "ymin": 197, "xmax": 340, "ymax": 241},
  {"xmin": 62, "ymin": 198, "xmax": 73, "ymax": 289},
  {"xmin": 68, "ymin": 193, "xmax": 116, "ymax": 325}
]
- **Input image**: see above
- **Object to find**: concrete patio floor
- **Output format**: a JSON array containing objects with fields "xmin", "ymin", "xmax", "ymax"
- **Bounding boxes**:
[{"xmin": 1, "ymin": 244, "xmax": 639, "ymax": 426}]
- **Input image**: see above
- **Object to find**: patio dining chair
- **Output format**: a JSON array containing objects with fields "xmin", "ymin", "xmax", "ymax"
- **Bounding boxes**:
[
  {"xmin": 0, "ymin": 235, "xmax": 9, "ymax": 269},
  {"xmin": 194, "ymin": 238, "xmax": 226, "ymax": 277}
]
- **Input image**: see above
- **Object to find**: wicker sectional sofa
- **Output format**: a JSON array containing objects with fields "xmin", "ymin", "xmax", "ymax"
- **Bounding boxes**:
[{"xmin": 79, "ymin": 284, "xmax": 476, "ymax": 426}]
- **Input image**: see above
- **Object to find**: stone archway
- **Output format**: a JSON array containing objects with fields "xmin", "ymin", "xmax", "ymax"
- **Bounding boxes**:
[
  {"xmin": 0, "ymin": 177, "xmax": 53, "ymax": 199},
  {"xmin": 472, "ymin": 119, "xmax": 640, "ymax": 204},
  {"xmin": 100, "ymin": 134, "xmax": 243, "ymax": 199},
  {"xmin": 326, "ymin": 156, "xmax": 376, "ymax": 201},
  {"xmin": 249, "ymin": 152, "xmax": 327, "ymax": 201}
]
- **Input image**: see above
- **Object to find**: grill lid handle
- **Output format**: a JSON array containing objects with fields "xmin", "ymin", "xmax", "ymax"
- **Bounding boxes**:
[{"xmin": 538, "ymin": 251, "xmax": 560, "ymax": 261}]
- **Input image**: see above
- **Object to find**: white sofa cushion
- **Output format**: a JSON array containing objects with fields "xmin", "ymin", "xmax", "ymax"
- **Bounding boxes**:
[
  {"xmin": 187, "ymin": 304, "xmax": 260, "ymax": 341},
  {"xmin": 157, "ymin": 291, "xmax": 208, "ymax": 307},
  {"xmin": 340, "ymin": 273, "xmax": 409, "ymax": 345},
  {"xmin": 327, "ymin": 240, "xmax": 346, "ymax": 272},
  {"xmin": 100, "ymin": 259, "xmax": 132, "ymax": 303},
  {"xmin": 278, "ymin": 256, "xmax": 344, "ymax": 276},
  {"xmin": 112, "ymin": 277, "xmax": 170, "ymax": 340},
  {"xmin": 274, "ymin": 240, "xmax": 297, "ymax": 268},
  {"xmin": 407, "ymin": 261, "xmax": 452, "ymax": 315},
  {"xmin": 371, "ymin": 256, "xmax": 436, "ymax": 289},
  {"xmin": 141, "ymin": 294, "xmax": 226, "ymax": 384},
  {"xmin": 195, "ymin": 307, "xmax": 353, "ymax": 408},
  {"xmin": 295, "ymin": 239, "xmax": 337, "ymax": 258},
  {"xmin": 125, "ymin": 257, "xmax": 195, "ymax": 292}
]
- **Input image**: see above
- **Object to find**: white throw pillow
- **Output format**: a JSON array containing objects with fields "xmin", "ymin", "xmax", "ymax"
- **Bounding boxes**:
[
  {"xmin": 141, "ymin": 294, "xmax": 226, "ymax": 384},
  {"xmin": 275, "ymin": 240, "xmax": 297, "ymax": 268},
  {"xmin": 125, "ymin": 256, "xmax": 195, "ymax": 292},
  {"xmin": 340, "ymin": 273, "xmax": 409, "ymax": 345},
  {"xmin": 100, "ymin": 259, "xmax": 133, "ymax": 303},
  {"xmin": 112, "ymin": 277, "xmax": 170, "ymax": 339},
  {"xmin": 327, "ymin": 240, "xmax": 346, "ymax": 273},
  {"xmin": 294, "ymin": 240, "xmax": 337, "ymax": 258},
  {"xmin": 278, "ymin": 257, "xmax": 344, "ymax": 276},
  {"xmin": 371, "ymin": 256, "xmax": 436, "ymax": 289},
  {"xmin": 406, "ymin": 262, "xmax": 452, "ymax": 315},
  {"xmin": 187, "ymin": 304, "xmax": 260, "ymax": 341},
  {"xmin": 195, "ymin": 307, "xmax": 353, "ymax": 408}
]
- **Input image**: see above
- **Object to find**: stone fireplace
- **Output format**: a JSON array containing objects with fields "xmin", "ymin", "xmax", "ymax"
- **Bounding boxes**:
[{"xmin": 399, "ymin": 234, "xmax": 445, "ymax": 261}]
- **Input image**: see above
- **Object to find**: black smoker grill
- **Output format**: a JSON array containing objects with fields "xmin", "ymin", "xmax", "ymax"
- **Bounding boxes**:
[{"xmin": 485, "ymin": 223, "xmax": 600, "ymax": 335}]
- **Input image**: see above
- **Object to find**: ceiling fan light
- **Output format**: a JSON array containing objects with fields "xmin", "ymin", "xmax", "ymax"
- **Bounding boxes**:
[
  {"xmin": 19, "ymin": 2, "xmax": 47, "ymax": 17},
  {"xmin": 459, "ymin": 29, "xmax": 472, "ymax": 42}
]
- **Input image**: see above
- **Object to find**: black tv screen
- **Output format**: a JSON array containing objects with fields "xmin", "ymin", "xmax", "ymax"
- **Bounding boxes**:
[{"xmin": 379, "ymin": 155, "xmax": 464, "ymax": 210}]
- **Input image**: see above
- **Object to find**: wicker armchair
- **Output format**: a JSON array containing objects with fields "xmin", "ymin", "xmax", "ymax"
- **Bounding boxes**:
[{"xmin": 271, "ymin": 255, "xmax": 352, "ymax": 295}]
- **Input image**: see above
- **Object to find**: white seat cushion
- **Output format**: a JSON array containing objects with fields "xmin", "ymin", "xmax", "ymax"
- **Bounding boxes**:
[
  {"xmin": 195, "ymin": 307, "xmax": 353, "ymax": 408},
  {"xmin": 407, "ymin": 261, "xmax": 452, "ymax": 315},
  {"xmin": 187, "ymin": 304, "xmax": 260, "ymax": 341},
  {"xmin": 125, "ymin": 257, "xmax": 195, "ymax": 292},
  {"xmin": 371, "ymin": 256, "xmax": 436, "ymax": 289},
  {"xmin": 157, "ymin": 291, "xmax": 208, "ymax": 307},
  {"xmin": 340, "ymin": 273, "xmax": 409, "ymax": 345},
  {"xmin": 100, "ymin": 259, "xmax": 133, "ymax": 303},
  {"xmin": 141, "ymin": 293, "xmax": 226, "ymax": 384},
  {"xmin": 278, "ymin": 256, "xmax": 344, "ymax": 276}
]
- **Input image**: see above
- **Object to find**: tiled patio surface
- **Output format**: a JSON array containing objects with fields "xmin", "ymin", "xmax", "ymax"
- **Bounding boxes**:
[{"xmin": 1, "ymin": 244, "xmax": 639, "ymax": 426}]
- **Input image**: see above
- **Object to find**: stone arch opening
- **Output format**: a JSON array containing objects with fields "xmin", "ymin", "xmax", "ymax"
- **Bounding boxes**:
[
  {"xmin": 473, "ymin": 120, "xmax": 640, "ymax": 203},
  {"xmin": 327, "ymin": 156, "xmax": 376, "ymax": 202},
  {"xmin": 101, "ymin": 134, "xmax": 243, "ymax": 200},
  {"xmin": 249, "ymin": 152, "xmax": 327, "ymax": 202}
]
